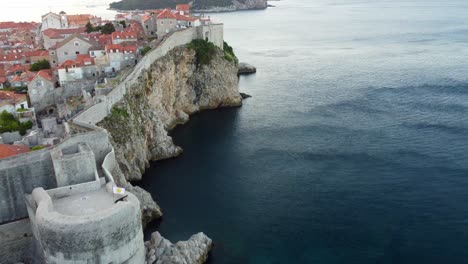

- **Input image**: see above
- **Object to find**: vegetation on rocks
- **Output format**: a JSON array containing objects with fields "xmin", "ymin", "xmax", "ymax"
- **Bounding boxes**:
[
  {"xmin": 141, "ymin": 46, "xmax": 152, "ymax": 56},
  {"xmin": 187, "ymin": 39, "xmax": 217, "ymax": 66},
  {"xmin": 0, "ymin": 111, "xmax": 33, "ymax": 135},
  {"xmin": 223, "ymin": 41, "xmax": 238, "ymax": 63},
  {"xmin": 192, "ymin": 0, "xmax": 232, "ymax": 9},
  {"xmin": 110, "ymin": 0, "xmax": 187, "ymax": 10}
]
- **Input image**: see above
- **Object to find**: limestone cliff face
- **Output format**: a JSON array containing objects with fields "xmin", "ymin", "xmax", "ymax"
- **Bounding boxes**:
[
  {"xmin": 98, "ymin": 45, "xmax": 241, "ymax": 184},
  {"xmin": 234, "ymin": 0, "xmax": 268, "ymax": 10}
]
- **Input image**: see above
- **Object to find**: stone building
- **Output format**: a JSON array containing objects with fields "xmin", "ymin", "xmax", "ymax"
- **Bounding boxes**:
[
  {"xmin": 57, "ymin": 54, "xmax": 97, "ymax": 85},
  {"xmin": 41, "ymin": 12, "xmax": 68, "ymax": 31},
  {"xmin": 106, "ymin": 44, "xmax": 138, "ymax": 72},
  {"xmin": 156, "ymin": 9, "xmax": 178, "ymax": 38},
  {"xmin": 28, "ymin": 70, "xmax": 56, "ymax": 113},
  {"xmin": 140, "ymin": 13, "xmax": 157, "ymax": 38},
  {"xmin": 49, "ymin": 34, "xmax": 95, "ymax": 68}
]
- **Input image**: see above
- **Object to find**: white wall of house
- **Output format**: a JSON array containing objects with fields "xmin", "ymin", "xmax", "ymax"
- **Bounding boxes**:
[
  {"xmin": 0, "ymin": 104, "xmax": 15, "ymax": 114},
  {"xmin": 58, "ymin": 65, "xmax": 97, "ymax": 85},
  {"xmin": 14, "ymin": 100, "xmax": 29, "ymax": 110},
  {"xmin": 41, "ymin": 13, "xmax": 68, "ymax": 31},
  {"xmin": 112, "ymin": 37, "xmax": 137, "ymax": 45}
]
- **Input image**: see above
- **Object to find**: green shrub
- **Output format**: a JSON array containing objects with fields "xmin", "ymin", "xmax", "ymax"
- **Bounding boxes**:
[
  {"xmin": 111, "ymin": 107, "xmax": 129, "ymax": 118},
  {"xmin": 0, "ymin": 111, "xmax": 33, "ymax": 135},
  {"xmin": 141, "ymin": 46, "xmax": 152, "ymax": 56},
  {"xmin": 187, "ymin": 39, "xmax": 217, "ymax": 66},
  {"xmin": 31, "ymin": 145, "xmax": 45, "ymax": 151},
  {"xmin": 30, "ymin": 59, "xmax": 51, "ymax": 71},
  {"xmin": 223, "ymin": 41, "xmax": 238, "ymax": 63}
]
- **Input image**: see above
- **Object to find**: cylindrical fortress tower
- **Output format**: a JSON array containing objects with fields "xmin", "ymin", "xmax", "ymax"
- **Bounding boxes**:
[{"xmin": 28, "ymin": 184, "xmax": 145, "ymax": 264}]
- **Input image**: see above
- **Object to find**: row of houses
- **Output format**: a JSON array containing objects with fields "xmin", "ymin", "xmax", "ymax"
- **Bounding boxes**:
[{"xmin": 0, "ymin": 5, "xmax": 218, "ymax": 151}]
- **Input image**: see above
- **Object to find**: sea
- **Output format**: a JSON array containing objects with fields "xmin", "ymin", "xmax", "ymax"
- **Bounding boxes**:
[
  {"xmin": 4, "ymin": 0, "xmax": 468, "ymax": 263},
  {"xmin": 139, "ymin": 0, "xmax": 468, "ymax": 263}
]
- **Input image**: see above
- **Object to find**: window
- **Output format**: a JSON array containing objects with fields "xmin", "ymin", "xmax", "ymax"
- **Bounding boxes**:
[
  {"xmin": 74, "ymin": 41, "xmax": 80, "ymax": 47},
  {"xmin": 36, "ymin": 80, "xmax": 42, "ymax": 87},
  {"xmin": 90, "ymin": 51, "xmax": 95, "ymax": 56},
  {"xmin": 53, "ymin": 60, "xmax": 56, "ymax": 64},
  {"xmin": 64, "ymin": 51, "xmax": 68, "ymax": 55},
  {"xmin": 161, "ymin": 21, "xmax": 164, "ymax": 25},
  {"xmin": 75, "ymin": 51, "xmax": 80, "ymax": 55},
  {"xmin": 51, "ymin": 51, "xmax": 55, "ymax": 55}
]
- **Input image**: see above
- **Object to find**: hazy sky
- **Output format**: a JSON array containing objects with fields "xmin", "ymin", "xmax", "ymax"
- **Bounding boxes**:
[{"xmin": 1, "ymin": 0, "xmax": 117, "ymax": 22}]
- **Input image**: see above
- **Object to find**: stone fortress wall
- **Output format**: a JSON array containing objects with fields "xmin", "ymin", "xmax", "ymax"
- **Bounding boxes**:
[
  {"xmin": 74, "ymin": 24, "xmax": 224, "ymax": 126},
  {"xmin": 0, "ymin": 24, "xmax": 224, "ymax": 264}
]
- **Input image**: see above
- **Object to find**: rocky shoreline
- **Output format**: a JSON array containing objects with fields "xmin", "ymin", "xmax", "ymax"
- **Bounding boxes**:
[
  {"xmin": 238, "ymin": 62, "xmax": 257, "ymax": 75},
  {"xmin": 97, "ymin": 44, "xmax": 243, "ymax": 262},
  {"xmin": 145, "ymin": 232, "xmax": 213, "ymax": 264}
]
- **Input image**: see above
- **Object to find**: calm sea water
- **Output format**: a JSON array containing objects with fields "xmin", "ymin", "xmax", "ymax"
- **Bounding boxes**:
[{"xmin": 138, "ymin": 0, "xmax": 468, "ymax": 263}]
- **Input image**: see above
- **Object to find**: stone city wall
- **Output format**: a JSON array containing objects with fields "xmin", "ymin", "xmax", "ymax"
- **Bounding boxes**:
[
  {"xmin": 28, "ymin": 187, "xmax": 144, "ymax": 264},
  {"xmin": 0, "ymin": 130, "xmax": 111, "ymax": 224},
  {"xmin": 74, "ymin": 24, "xmax": 224, "ymax": 125}
]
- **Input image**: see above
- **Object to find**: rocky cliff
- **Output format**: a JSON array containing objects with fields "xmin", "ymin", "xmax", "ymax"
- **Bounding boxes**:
[
  {"xmin": 98, "ymin": 44, "xmax": 241, "ymax": 224},
  {"xmin": 145, "ymin": 232, "xmax": 212, "ymax": 264},
  {"xmin": 192, "ymin": 0, "xmax": 268, "ymax": 12}
]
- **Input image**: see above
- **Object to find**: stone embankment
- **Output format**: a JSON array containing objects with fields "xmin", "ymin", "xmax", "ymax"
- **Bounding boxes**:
[{"xmin": 145, "ymin": 232, "xmax": 213, "ymax": 264}]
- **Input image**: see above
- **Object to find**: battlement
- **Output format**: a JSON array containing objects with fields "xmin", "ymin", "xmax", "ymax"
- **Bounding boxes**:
[{"xmin": 26, "ymin": 183, "xmax": 144, "ymax": 263}]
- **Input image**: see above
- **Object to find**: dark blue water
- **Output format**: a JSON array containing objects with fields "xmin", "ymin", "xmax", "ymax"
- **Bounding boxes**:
[{"xmin": 139, "ymin": 0, "xmax": 468, "ymax": 263}]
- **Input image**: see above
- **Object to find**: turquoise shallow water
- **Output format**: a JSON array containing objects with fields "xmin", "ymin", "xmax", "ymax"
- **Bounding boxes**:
[{"xmin": 139, "ymin": 0, "xmax": 468, "ymax": 263}]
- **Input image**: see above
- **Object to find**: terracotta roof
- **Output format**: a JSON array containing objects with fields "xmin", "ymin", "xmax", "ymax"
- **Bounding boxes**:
[
  {"xmin": 42, "ymin": 28, "xmax": 86, "ymax": 39},
  {"xmin": 67, "ymin": 14, "xmax": 96, "ymax": 27},
  {"xmin": 0, "ymin": 90, "xmax": 27, "ymax": 105},
  {"xmin": 10, "ymin": 71, "xmax": 36, "ymax": 83},
  {"xmin": 0, "ymin": 54, "xmax": 25, "ymax": 63},
  {"xmin": 0, "ymin": 22, "xmax": 36, "ymax": 31},
  {"xmin": 157, "ymin": 9, "xmax": 177, "ymax": 20},
  {"xmin": 112, "ymin": 31, "xmax": 137, "ymax": 40},
  {"xmin": 0, "ymin": 144, "xmax": 30, "ymax": 159},
  {"xmin": 0, "ymin": 77, "xmax": 7, "ymax": 83},
  {"xmin": 105, "ymin": 44, "xmax": 137, "ymax": 54},
  {"xmin": 175, "ymin": 13, "xmax": 198, "ymax": 22},
  {"xmin": 6, "ymin": 64, "xmax": 30, "ymax": 75},
  {"xmin": 24, "ymin": 50, "xmax": 49, "ymax": 58},
  {"xmin": 141, "ymin": 14, "xmax": 152, "ymax": 22},
  {"xmin": 49, "ymin": 33, "xmax": 93, "ymax": 50},
  {"xmin": 58, "ymin": 55, "xmax": 95, "ymax": 69},
  {"xmin": 176, "ymin": 4, "xmax": 190, "ymax": 12},
  {"xmin": 98, "ymin": 34, "xmax": 112, "ymax": 45},
  {"xmin": 33, "ymin": 69, "xmax": 54, "ymax": 81}
]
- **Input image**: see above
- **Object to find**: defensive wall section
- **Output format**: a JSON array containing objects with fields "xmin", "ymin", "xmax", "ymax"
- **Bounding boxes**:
[
  {"xmin": 74, "ymin": 24, "xmax": 224, "ymax": 126},
  {"xmin": 0, "ymin": 23, "xmax": 224, "ymax": 264}
]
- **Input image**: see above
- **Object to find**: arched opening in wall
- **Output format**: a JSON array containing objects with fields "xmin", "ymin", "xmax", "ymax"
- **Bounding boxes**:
[
  {"xmin": 112, "ymin": 67, "xmax": 116, "ymax": 73},
  {"xmin": 49, "ymin": 108, "xmax": 54, "ymax": 115}
]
